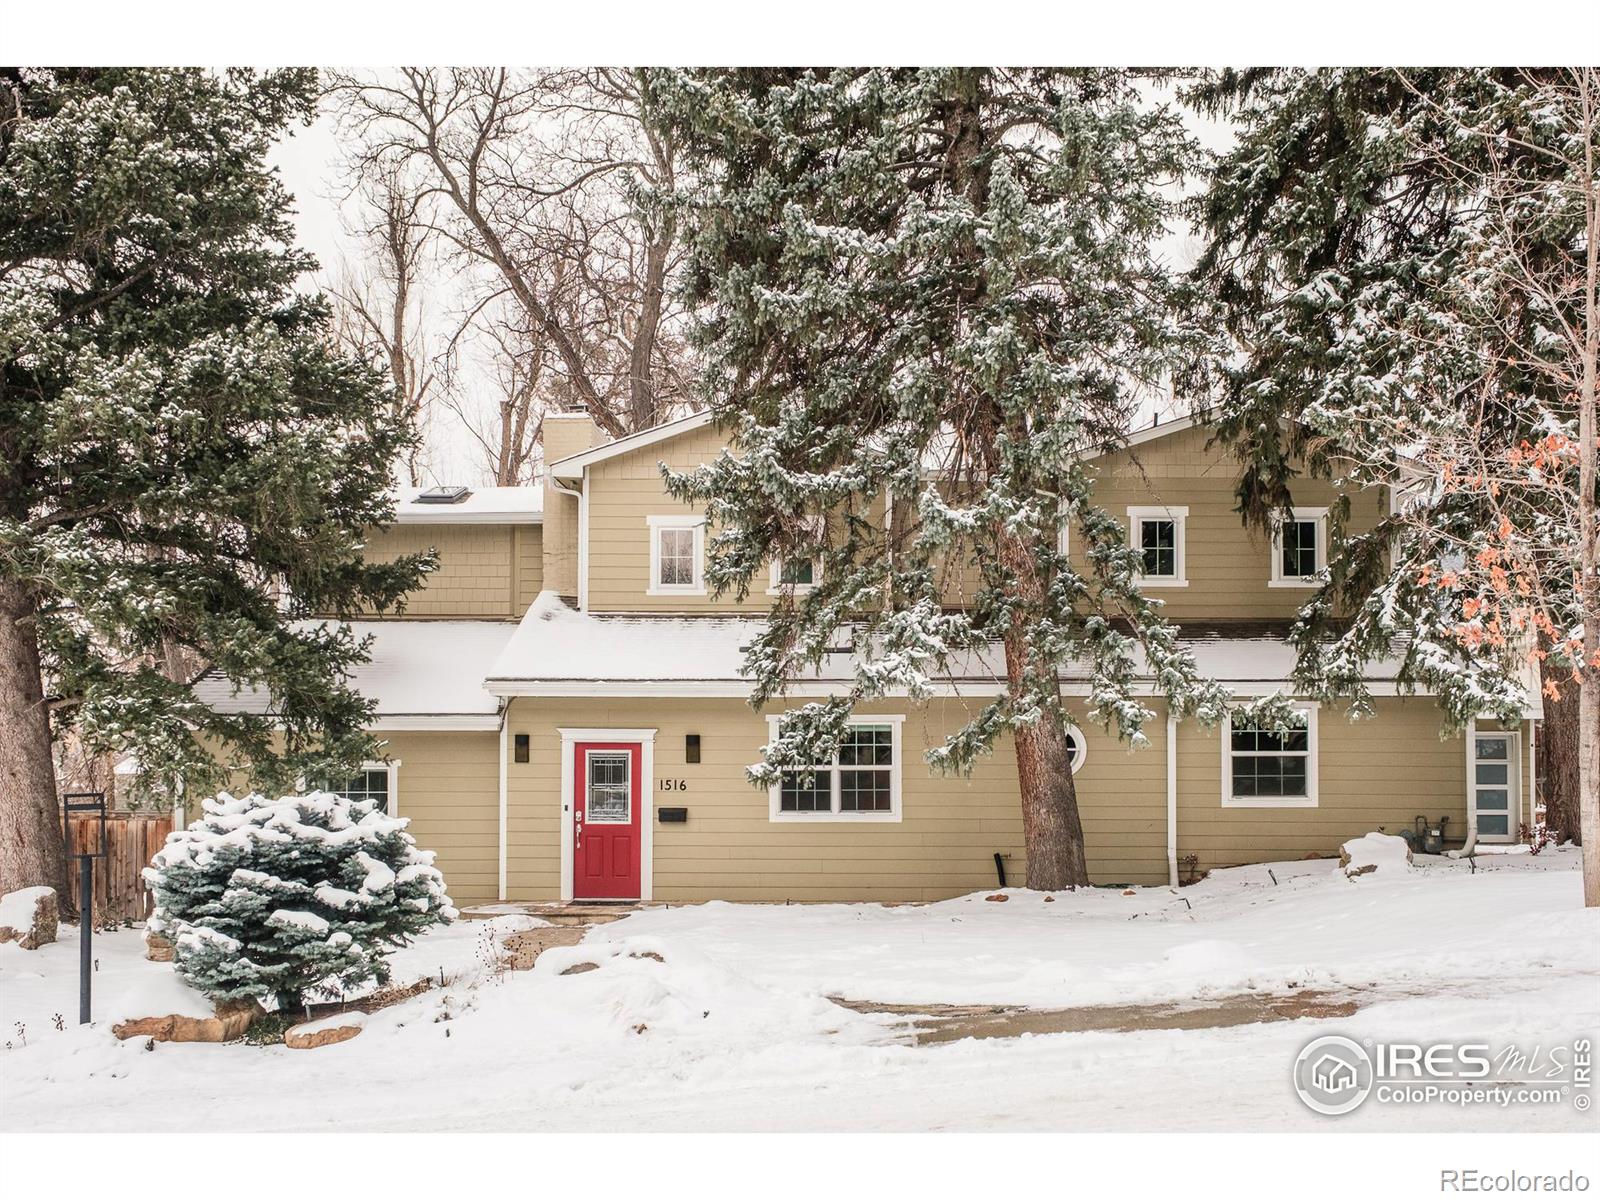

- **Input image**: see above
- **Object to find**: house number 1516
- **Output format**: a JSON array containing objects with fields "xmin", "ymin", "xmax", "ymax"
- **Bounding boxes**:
[{"xmin": 658, "ymin": 779, "xmax": 688, "ymax": 791}]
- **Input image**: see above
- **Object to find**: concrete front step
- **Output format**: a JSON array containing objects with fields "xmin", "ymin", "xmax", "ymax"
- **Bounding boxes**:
[{"xmin": 459, "ymin": 902, "xmax": 653, "ymax": 927}]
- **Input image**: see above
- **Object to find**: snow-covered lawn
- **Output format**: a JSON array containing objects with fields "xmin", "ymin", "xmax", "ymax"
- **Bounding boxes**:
[{"xmin": 2, "ymin": 848, "xmax": 1595, "ymax": 1132}]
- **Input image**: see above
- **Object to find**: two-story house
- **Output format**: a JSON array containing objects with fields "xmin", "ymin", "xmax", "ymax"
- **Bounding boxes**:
[{"xmin": 197, "ymin": 410, "xmax": 1542, "ymax": 907}]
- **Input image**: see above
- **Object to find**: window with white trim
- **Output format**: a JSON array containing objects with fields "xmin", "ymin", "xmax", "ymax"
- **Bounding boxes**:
[
  {"xmin": 768, "ymin": 518, "xmax": 824, "ymax": 594},
  {"xmin": 326, "ymin": 761, "xmax": 399, "ymax": 816},
  {"xmin": 1269, "ymin": 507, "xmax": 1328, "ymax": 587},
  {"xmin": 767, "ymin": 716, "xmax": 903, "ymax": 822},
  {"xmin": 1221, "ymin": 706, "xmax": 1317, "ymax": 807},
  {"xmin": 1127, "ymin": 506, "xmax": 1188, "ymax": 586},
  {"xmin": 647, "ymin": 515, "xmax": 705, "ymax": 595},
  {"xmin": 1063, "ymin": 724, "xmax": 1087, "ymax": 773}
]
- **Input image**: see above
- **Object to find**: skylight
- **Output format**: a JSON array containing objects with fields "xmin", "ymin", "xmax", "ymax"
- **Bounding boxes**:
[{"xmin": 414, "ymin": 486, "xmax": 471, "ymax": 505}]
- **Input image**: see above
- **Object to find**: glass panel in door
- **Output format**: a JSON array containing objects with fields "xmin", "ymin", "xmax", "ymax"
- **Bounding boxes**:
[
  {"xmin": 586, "ymin": 751, "xmax": 631, "ymax": 823},
  {"xmin": 1472, "ymin": 735, "xmax": 1516, "ymax": 840}
]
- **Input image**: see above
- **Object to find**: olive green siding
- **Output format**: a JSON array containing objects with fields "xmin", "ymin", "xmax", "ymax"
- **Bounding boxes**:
[
  {"xmin": 496, "ymin": 694, "xmax": 1487, "ymax": 903},
  {"xmin": 1175, "ymin": 697, "xmax": 1470, "ymax": 873},
  {"xmin": 383, "ymin": 730, "xmax": 501, "ymax": 906},
  {"xmin": 584, "ymin": 423, "xmax": 749, "ymax": 613},
  {"xmin": 933, "ymin": 422, "xmax": 1388, "ymax": 615},
  {"xmin": 363, "ymin": 523, "xmax": 542, "ymax": 618}
]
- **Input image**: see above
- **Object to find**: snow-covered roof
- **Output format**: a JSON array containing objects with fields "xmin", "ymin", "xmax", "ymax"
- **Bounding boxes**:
[
  {"xmin": 194, "ymin": 620, "xmax": 516, "ymax": 729},
  {"xmin": 390, "ymin": 486, "xmax": 543, "ymax": 525},
  {"xmin": 484, "ymin": 593, "xmax": 1470, "ymax": 702}
]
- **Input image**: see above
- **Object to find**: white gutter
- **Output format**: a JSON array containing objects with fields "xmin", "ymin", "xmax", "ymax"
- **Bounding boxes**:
[
  {"xmin": 1166, "ymin": 710, "xmax": 1179, "ymax": 888},
  {"xmin": 1528, "ymin": 717, "xmax": 1537, "ymax": 828},
  {"xmin": 497, "ymin": 702, "xmax": 509, "ymax": 902}
]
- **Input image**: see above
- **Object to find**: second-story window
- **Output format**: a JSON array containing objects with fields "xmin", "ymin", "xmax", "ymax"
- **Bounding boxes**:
[
  {"xmin": 1269, "ymin": 507, "xmax": 1328, "ymax": 587},
  {"xmin": 1127, "ymin": 506, "xmax": 1189, "ymax": 587},
  {"xmin": 647, "ymin": 515, "xmax": 706, "ymax": 596},
  {"xmin": 769, "ymin": 517, "xmax": 823, "ymax": 594}
]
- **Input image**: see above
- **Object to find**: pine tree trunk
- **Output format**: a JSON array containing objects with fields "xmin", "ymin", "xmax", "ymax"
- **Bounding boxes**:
[
  {"xmin": 997, "ymin": 525, "xmax": 1091, "ymax": 890},
  {"xmin": 1012, "ymin": 715, "xmax": 1090, "ymax": 890},
  {"xmin": 0, "ymin": 578, "xmax": 65, "ymax": 896},
  {"xmin": 1538, "ymin": 650, "xmax": 1583, "ymax": 845}
]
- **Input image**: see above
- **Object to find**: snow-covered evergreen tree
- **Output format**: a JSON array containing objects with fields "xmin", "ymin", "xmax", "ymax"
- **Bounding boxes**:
[
  {"xmin": 0, "ymin": 69, "xmax": 435, "ymax": 894},
  {"xmin": 144, "ymin": 791, "xmax": 456, "ymax": 1010},
  {"xmin": 1191, "ymin": 67, "xmax": 1599, "ymax": 904},
  {"xmin": 651, "ymin": 69, "xmax": 1292, "ymax": 889}
]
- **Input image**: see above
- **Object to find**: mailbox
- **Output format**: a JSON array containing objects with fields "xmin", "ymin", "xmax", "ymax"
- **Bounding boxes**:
[{"xmin": 658, "ymin": 807, "xmax": 688, "ymax": 824}]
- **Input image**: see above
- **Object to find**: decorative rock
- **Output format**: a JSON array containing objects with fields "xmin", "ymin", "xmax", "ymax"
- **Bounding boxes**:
[
  {"xmin": 984, "ymin": 893, "xmax": 1009, "ymax": 902},
  {"xmin": 0, "ymin": 887, "xmax": 58, "ymax": 950},
  {"xmin": 284, "ymin": 1011, "xmax": 366, "ymax": 1049},
  {"xmin": 113, "ymin": 999, "xmax": 261, "ymax": 1043},
  {"xmin": 560, "ymin": 961, "xmax": 600, "ymax": 976},
  {"xmin": 143, "ymin": 930, "xmax": 176, "ymax": 962}
]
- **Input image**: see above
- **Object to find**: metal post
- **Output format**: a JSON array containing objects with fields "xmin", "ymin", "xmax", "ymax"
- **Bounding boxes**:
[
  {"xmin": 79, "ymin": 857, "xmax": 92, "ymax": 1025},
  {"xmin": 63, "ymin": 792, "xmax": 107, "ymax": 1026}
]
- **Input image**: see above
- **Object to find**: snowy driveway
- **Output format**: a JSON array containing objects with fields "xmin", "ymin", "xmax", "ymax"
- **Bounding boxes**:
[{"xmin": 2, "ymin": 850, "xmax": 1595, "ymax": 1132}]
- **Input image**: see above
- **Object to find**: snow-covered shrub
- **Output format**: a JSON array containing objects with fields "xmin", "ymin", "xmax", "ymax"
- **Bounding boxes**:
[{"xmin": 144, "ymin": 791, "xmax": 456, "ymax": 1010}]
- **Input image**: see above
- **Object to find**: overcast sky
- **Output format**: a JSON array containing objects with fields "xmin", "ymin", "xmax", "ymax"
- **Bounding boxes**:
[{"xmin": 266, "ymin": 78, "xmax": 1237, "ymax": 489}]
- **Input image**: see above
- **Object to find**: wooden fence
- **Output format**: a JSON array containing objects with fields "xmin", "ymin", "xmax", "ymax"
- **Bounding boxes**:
[{"xmin": 66, "ymin": 811, "xmax": 174, "ymax": 925}]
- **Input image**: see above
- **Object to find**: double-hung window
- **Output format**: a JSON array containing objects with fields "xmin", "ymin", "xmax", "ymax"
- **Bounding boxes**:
[
  {"xmin": 647, "ymin": 515, "xmax": 705, "ymax": 596},
  {"xmin": 767, "ymin": 716, "xmax": 904, "ymax": 822},
  {"xmin": 1221, "ymin": 705, "xmax": 1317, "ymax": 808},
  {"xmin": 1127, "ymin": 506, "xmax": 1189, "ymax": 587},
  {"xmin": 1269, "ymin": 507, "xmax": 1328, "ymax": 587}
]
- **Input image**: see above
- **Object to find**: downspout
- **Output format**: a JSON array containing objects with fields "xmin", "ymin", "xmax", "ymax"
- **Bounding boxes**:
[
  {"xmin": 1528, "ymin": 717, "xmax": 1537, "ymax": 832},
  {"xmin": 1166, "ymin": 710, "xmax": 1179, "ymax": 887},
  {"xmin": 497, "ymin": 700, "xmax": 509, "ymax": 902}
]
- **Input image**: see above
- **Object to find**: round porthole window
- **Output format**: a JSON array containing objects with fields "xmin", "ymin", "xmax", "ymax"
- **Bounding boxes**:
[{"xmin": 1064, "ymin": 725, "xmax": 1087, "ymax": 774}]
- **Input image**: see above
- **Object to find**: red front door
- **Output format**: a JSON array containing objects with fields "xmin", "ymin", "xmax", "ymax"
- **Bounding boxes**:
[{"xmin": 573, "ymin": 742, "xmax": 642, "ymax": 900}]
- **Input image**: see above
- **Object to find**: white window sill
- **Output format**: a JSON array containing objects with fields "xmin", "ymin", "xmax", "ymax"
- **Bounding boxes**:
[
  {"xmin": 1267, "ymin": 579, "xmax": 1320, "ymax": 589},
  {"xmin": 1221, "ymin": 797, "xmax": 1318, "ymax": 809},
  {"xmin": 769, "ymin": 811, "xmax": 902, "ymax": 824},
  {"xmin": 1136, "ymin": 577, "xmax": 1189, "ymax": 588},
  {"xmin": 646, "ymin": 586, "xmax": 707, "ymax": 597},
  {"xmin": 766, "ymin": 584, "xmax": 820, "ymax": 596}
]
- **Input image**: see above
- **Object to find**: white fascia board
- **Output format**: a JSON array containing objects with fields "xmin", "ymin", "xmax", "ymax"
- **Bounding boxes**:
[
  {"xmin": 366, "ymin": 714, "xmax": 503, "ymax": 731},
  {"xmin": 548, "ymin": 410, "xmax": 715, "ymax": 482},
  {"xmin": 483, "ymin": 678, "xmax": 1433, "ymax": 699},
  {"xmin": 391, "ymin": 511, "xmax": 543, "ymax": 526}
]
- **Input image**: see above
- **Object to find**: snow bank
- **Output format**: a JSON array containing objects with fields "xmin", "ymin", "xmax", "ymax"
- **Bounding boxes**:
[
  {"xmin": 1338, "ymin": 832, "xmax": 1414, "ymax": 878},
  {"xmin": 1, "ymin": 849, "xmax": 1594, "ymax": 1135},
  {"xmin": 0, "ymin": 887, "xmax": 55, "ymax": 932},
  {"xmin": 101, "ymin": 967, "xmax": 216, "ymax": 1024}
]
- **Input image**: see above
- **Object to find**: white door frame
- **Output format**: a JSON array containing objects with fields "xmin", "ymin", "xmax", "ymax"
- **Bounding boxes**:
[
  {"xmin": 1467, "ymin": 728, "xmax": 1521, "ymax": 845},
  {"xmin": 558, "ymin": 727, "xmax": 656, "ymax": 903}
]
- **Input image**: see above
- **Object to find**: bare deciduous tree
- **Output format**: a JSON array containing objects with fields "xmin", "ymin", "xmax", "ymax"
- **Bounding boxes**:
[
  {"xmin": 325, "ymin": 68, "xmax": 692, "ymax": 459},
  {"xmin": 330, "ymin": 165, "xmax": 441, "ymax": 486}
]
